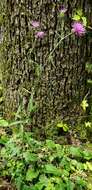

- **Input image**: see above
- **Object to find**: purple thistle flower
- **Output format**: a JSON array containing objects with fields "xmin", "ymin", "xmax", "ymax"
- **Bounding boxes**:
[
  {"xmin": 59, "ymin": 5, "xmax": 67, "ymax": 14},
  {"xmin": 35, "ymin": 31, "xmax": 45, "ymax": 39},
  {"xmin": 31, "ymin": 21, "xmax": 40, "ymax": 28},
  {"xmin": 72, "ymin": 22, "xmax": 86, "ymax": 36}
]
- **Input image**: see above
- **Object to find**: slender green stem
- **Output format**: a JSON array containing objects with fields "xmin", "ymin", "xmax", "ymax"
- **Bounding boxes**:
[
  {"xmin": 29, "ymin": 38, "xmax": 37, "ymax": 55},
  {"xmin": 48, "ymin": 32, "xmax": 72, "ymax": 59}
]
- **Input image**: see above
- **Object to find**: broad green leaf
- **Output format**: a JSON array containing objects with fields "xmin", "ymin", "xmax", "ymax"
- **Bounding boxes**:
[
  {"xmin": 72, "ymin": 14, "xmax": 80, "ymax": 21},
  {"xmin": 0, "ymin": 119, "xmax": 9, "ymax": 127},
  {"xmin": 69, "ymin": 147, "xmax": 82, "ymax": 157},
  {"xmin": 57, "ymin": 122, "xmax": 69, "ymax": 132},
  {"xmin": 23, "ymin": 152, "xmax": 38, "ymax": 162},
  {"xmin": 0, "ymin": 136, "xmax": 9, "ymax": 145},
  {"xmin": 26, "ymin": 168, "xmax": 39, "ymax": 181},
  {"xmin": 46, "ymin": 140, "xmax": 56, "ymax": 149},
  {"xmin": 83, "ymin": 150, "xmax": 92, "ymax": 160},
  {"xmin": 32, "ymin": 177, "xmax": 48, "ymax": 190},
  {"xmin": 44, "ymin": 164, "xmax": 61, "ymax": 176},
  {"xmin": 31, "ymin": 183, "xmax": 44, "ymax": 190}
]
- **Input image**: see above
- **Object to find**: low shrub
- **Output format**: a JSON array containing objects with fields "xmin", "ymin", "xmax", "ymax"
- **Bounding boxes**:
[{"xmin": 1, "ymin": 129, "xmax": 92, "ymax": 190}]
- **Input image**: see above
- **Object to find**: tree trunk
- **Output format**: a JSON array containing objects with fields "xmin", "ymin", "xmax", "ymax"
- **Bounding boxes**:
[{"xmin": 2, "ymin": 0, "xmax": 92, "ymax": 126}]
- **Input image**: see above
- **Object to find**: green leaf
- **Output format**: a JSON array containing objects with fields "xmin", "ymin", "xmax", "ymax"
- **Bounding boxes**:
[
  {"xmin": 46, "ymin": 140, "xmax": 56, "ymax": 149},
  {"xmin": 23, "ymin": 152, "xmax": 38, "ymax": 162},
  {"xmin": 83, "ymin": 150, "xmax": 92, "ymax": 160},
  {"xmin": 22, "ymin": 185, "xmax": 31, "ymax": 190},
  {"xmin": 26, "ymin": 168, "xmax": 39, "ymax": 181},
  {"xmin": 55, "ymin": 182, "xmax": 66, "ymax": 190},
  {"xmin": 0, "ymin": 136, "xmax": 9, "ymax": 145},
  {"xmin": 45, "ymin": 180, "xmax": 55, "ymax": 190},
  {"xmin": 76, "ymin": 9, "xmax": 83, "ymax": 16},
  {"xmin": 82, "ymin": 16, "xmax": 87, "ymax": 26},
  {"xmin": 57, "ymin": 122, "xmax": 69, "ymax": 132},
  {"xmin": 0, "ymin": 118, "xmax": 9, "ymax": 127},
  {"xmin": 44, "ymin": 164, "xmax": 61, "ymax": 176},
  {"xmin": 69, "ymin": 147, "xmax": 82, "ymax": 157},
  {"xmin": 31, "ymin": 183, "xmax": 44, "ymax": 190},
  {"xmin": 66, "ymin": 180, "xmax": 75, "ymax": 190},
  {"xmin": 72, "ymin": 14, "xmax": 80, "ymax": 21},
  {"xmin": 81, "ymin": 98, "xmax": 88, "ymax": 111}
]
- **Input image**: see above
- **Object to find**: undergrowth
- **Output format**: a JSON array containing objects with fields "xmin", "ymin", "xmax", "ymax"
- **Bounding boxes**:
[{"xmin": 0, "ymin": 122, "xmax": 92, "ymax": 190}]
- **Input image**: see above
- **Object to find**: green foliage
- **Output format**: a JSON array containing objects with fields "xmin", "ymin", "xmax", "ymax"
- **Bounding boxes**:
[
  {"xmin": 56, "ymin": 122, "xmax": 69, "ymax": 132},
  {"xmin": 1, "ymin": 128, "xmax": 92, "ymax": 190},
  {"xmin": 81, "ymin": 98, "xmax": 89, "ymax": 112},
  {"xmin": 72, "ymin": 9, "xmax": 87, "ymax": 26},
  {"xmin": 0, "ymin": 117, "xmax": 9, "ymax": 126}
]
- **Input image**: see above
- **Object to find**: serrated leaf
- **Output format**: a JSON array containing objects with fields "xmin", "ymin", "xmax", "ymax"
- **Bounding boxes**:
[
  {"xmin": 26, "ymin": 168, "xmax": 39, "ymax": 181},
  {"xmin": 72, "ymin": 14, "xmax": 80, "ymax": 21}
]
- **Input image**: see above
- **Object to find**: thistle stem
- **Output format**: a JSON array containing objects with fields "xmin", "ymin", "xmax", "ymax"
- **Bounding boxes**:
[{"xmin": 48, "ymin": 32, "xmax": 72, "ymax": 59}]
